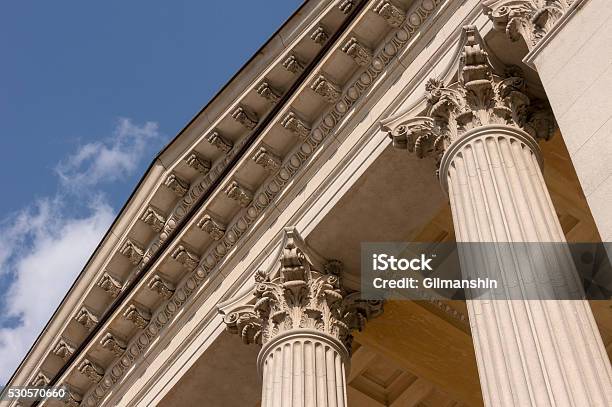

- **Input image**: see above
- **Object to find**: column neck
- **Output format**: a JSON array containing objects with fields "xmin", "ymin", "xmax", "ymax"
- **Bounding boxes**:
[{"xmin": 438, "ymin": 124, "xmax": 543, "ymax": 193}]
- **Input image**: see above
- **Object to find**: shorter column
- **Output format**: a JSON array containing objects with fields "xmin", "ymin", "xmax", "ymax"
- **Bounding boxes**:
[{"xmin": 221, "ymin": 227, "xmax": 382, "ymax": 407}]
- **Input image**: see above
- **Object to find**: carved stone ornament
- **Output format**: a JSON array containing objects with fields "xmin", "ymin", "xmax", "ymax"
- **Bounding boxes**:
[
  {"xmin": 164, "ymin": 173, "xmax": 190, "ymax": 197},
  {"xmin": 484, "ymin": 0, "xmax": 574, "ymax": 50},
  {"xmin": 197, "ymin": 213, "xmax": 226, "ymax": 240},
  {"xmin": 119, "ymin": 239, "xmax": 144, "ymax": 265},
  {"xmin": 373, "ymin": 0, "xmax": 406, "ymax": 28},
  {"xmin": 231, "ymin": 106, "xmax": 258, "ymax": 130},
  {"xmin": 100, "ymin": 332, "xmax": 127, "ymax": 357},
  {"xmin": 252, "ymin": 146, "xmax": 282, "ymax": 173},
  {"xmin": 77, "ymin": 359, "xmax": 104, "ymax": 384},
  {"xmin": 205, "ymin": 130, "xmax": 233, "ymax": 153},
  {"xmin": 256, "ymin": 81, "xmax": 282, "ymax": 104},
  {"xmin": 342, "ymin": 37, "xmax": 373, "ymax": 66},
  {"xmin": 96, "ymin": 272, "xmax": 122, "ymax": 298},
  {"xmin": 171, "ymin": 244, "xmax": 200, "ymax": 271},
  {"xmin": 30, "ymin": 371, "xmax": 50, "ymax": 386},
  {"xmin": 53, "ymin": 338, "xmax": 76, "ymax": 361},
  {"xmin": 310, "ymin": 26, "xmax": 329, "ymax": 45},
  {"xmin": 147, "ymin": 274, "xmax": 176, "ymax": 299},
  {"xmin": 140, "ymin": 205, "xmax": 166, "ymax": 232},
  {"xmin": 381, "ymin": 26, "xmax": 555, "ymax": 170},
  {"xmin": 75, "ymin": 307, "xmax": 99, "ymax": 332},
  {"xmin": 185, "ymin": 151, "xmax": 211, "ymax": 174},
  {"xmin": 282, "ymin": 54, "xmax": 304, "ymax": 74},
  {"xmin": 63, "ymin": 386, "xmax": 83, "ymax": 407},
  {"xmin": 339, "ymin": 0, "xmax": 357, "ymax": 14},
  {"xmin": 280, "ymin": 111, "xmax": 311, "ymax": 139},
  {"xmin": 221, "ymin": 227, "xmax": 383, "ymax": 352},
  {"xmin": 123, "ymin": 303, "xmax": 151, "ymax": 329},
  {"xmin": 224, "ymin": 180, "xmax": 254, "ymax": 207},
  {"xmin": 310, "ymin": 74, "xmax": 342, "ymax": 103}
]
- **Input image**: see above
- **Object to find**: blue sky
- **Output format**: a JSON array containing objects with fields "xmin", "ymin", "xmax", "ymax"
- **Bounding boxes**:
[{"xmin": 0, "ymin": 0, "xmax": 302, "ymax": 384}]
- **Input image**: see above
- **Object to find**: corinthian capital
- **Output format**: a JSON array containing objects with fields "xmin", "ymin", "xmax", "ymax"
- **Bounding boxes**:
[
  {"xmin": 381, "ymin": 26, "xmax": 555, "ymax": 168},
  {"xmin": 483, "ymin": 0, "xmax": 574, "ymax": 49},
  {"xmin": 221, "ymin": 227, "xmax": 382, "ymax": 352}
]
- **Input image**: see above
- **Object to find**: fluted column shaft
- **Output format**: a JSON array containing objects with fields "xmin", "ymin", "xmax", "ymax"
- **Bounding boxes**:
[
  {"xmin": 442, "ymin": 124, "xmax": 612, "ymax": 406},
  {"xmin": 258, "ymin": 330, "xmax": 349, "ymax": 407}
]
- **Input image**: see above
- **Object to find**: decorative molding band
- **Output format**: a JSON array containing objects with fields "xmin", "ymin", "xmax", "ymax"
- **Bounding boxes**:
[
  {"xmin": 373, "ymin": 0, "xmax": 406, "ymax": 28},
  {"xmin": 82, "ymin": 2, "xmax": 443, "ymax": 404}
]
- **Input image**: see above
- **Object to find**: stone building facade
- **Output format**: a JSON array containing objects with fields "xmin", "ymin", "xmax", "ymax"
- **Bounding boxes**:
[{"xmin": 4, "ymin": 0, "xmax": 612, "ymax": 406}]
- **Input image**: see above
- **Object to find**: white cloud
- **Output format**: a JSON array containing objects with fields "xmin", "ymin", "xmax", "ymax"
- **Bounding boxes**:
[
  {"xmin": 0, "ymin": 198, "xmax": 114, "ymax": 384},
  {"xmin": 56, "ymin": 118, "xmax": 160, "ymax": 187},
  {"xmin": 0, "ymin": 118, "xmax": 160, "ymax": 384}
]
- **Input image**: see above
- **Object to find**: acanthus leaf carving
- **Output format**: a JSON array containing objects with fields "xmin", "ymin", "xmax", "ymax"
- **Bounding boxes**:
[
  {"xmin": 310, "ymin": 74, "xmax": 342, "ymax": 103},
  {"xmin": 100, "ymin": 332, "xmax": 127, "ymax": 357},
  {"xmin": 224, "ymin": 180, "xmax": 254, "ymax": 207},
  {"xmin": 123, "ymin": 303, "xmax": 151, "ymax": 329},
  {"xmin": 231, "ymin": 106, "xmax": 258, "ymax": 130},
  {"xmin": 382, "ymin": 25, "xmax": 555, "ymax": 172},
  {"xmin": 96, "ymin": 272, "xmax": 123, "ymax": 298},
  {"xmin": 62, "ymin": 385, "xmax": 83, "ymax": 407},
  {"xmin": 373, "ymin": 0, "xmax": 406, "ymax": 28},
  {"xmin": 185, "ymin": 151, "xmax": 211, "ymax": 175},
  {"xmin": 280, "ymin": 111, "xmax": 311, "ymax": 139},
  {"xmin": 164, "ymin": 173, "xmax": 190, "ymax": 197},
  {"xmin": 252, "ymin": 146, "xmax": 282, "ymax": 173},
  {"xmin": 342, "ymin": 37, "xmax": 373, "ymax": 66},
  {"xmin": 310, "ymin": 26, "xmax": 329, "ymax": 45},
  {"xmin": 77, "ymin": 358, "xmax": 104, "ymax": 384},
  {"xmin": 484, "ymin": 0, "xmax": 574, "ymax": 50},
  {"xmin": 171, "ymin": 244, "xmax": 200, "ymax": 271},
  {"xmin": 30, "ymin": 371, "xmax": 50, "ymax": 386},
  {"xmin": 282, "ymin": 54, "xmax": 304, "ymax": 74},
  {"xmin": 119, "ymin": 239, "xmax": 145, "ymax": 265},
  {"xmin": 221, "ymin": 228, "xmax": 382, "ymax": 352},
  {"xmin": 140, "ymin": 205, "xmax": 166, "ymax": 232},
  {"xmin": 205, "ymin": 130, "xmax": 233, "ymax": 153},
  {"xmin": 53, "ymin": 338, "xmax": 76, "ymax": 361},
  {"xmin": 197, "ymin": 213, "xmax": 226, "ymax": 240},
  {"xmin": 75, "ymin": 306, "xmax": 99, "ymax": 332},
  {"xmin": 256, "ymin": 81, "xmax": 282, "ymax": 104},
  {"xmin": 147, "ymin": 274, "xmax": 176, "ymax": 299}
]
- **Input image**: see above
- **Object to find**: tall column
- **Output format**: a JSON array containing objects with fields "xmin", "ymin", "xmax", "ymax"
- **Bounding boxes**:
[
  {"xmin": 221, "ymin": 227, "xmax": 381, "ymax": 407},
  {"xmin": 385, "ymin": 26, "xmax": 612, "ymax": 406}
]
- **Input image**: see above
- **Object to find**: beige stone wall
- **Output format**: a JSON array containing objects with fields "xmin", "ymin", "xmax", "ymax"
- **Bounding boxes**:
[{"xmin": 531, "ymin": 0, "xmax": 612, "ymax": 241}]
